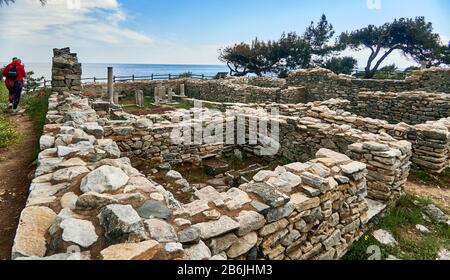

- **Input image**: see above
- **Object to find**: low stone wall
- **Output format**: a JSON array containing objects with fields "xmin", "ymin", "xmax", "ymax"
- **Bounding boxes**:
[
  {"xmin": 278, "ymin": 117, "xmax": 412, "ymax": 202},
  {"xmin": 12, "ymin": 90, "xmax": 371, "ymax": 261},
  {"xmin": 104, "ymin": 110, "xmax": 225, "ymax": 165},
  {"xmin": 83, "ymin": 80, "xmax": 185, "ymax": 98},
  {"xmin": 303, "ymin": 104, "xmax": 450, "ymax": 173},
  {"xmin": 287, "ymin": 67, "xmax": 450, "ymax": 96},
  {"xmin": 343, "ymin": 91, "xmax": 450, "ymax": 125}
]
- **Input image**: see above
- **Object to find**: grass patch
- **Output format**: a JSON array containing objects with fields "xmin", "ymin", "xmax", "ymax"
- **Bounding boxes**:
[
  {"xmin": 0, "ymin": 81, "xmax": 19, "ymax": 148},
  {"xmin": 0, "ymin": 81, "xmax": 9, "ymax": 113},
  {"xmin": 0, "ymin": 116, "xmax": 19, "ymax": 148},
  {"xmin": 344, "ymin": 194, "xmax": 450, "ymax": 260},
  {"xmin": 22, "ymin": 89, "xmax": 50, "ymax": 159}
]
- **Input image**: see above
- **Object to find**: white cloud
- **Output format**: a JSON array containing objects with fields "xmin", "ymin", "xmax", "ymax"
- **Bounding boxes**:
[{"xmin": 0, "ymin": 0, "xmax": 153, "ymax": 61}]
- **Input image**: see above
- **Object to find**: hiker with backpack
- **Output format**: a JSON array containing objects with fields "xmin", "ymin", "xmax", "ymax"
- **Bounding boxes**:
[{"xmin": 2, "ymin": 57, "xmax": 27, "ymax": 113}]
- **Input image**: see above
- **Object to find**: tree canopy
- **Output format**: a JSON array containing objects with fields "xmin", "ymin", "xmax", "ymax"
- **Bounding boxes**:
[
  {"xmin": 339, "ymin": 17, "xmax": 447, "ymax": 78},
  {"xmin": 219, "ymin": 14, "xmax": 340, "ymax": 77},
  {"xmin": 322, "ymin": 57, "xmax": 358, "ymax": 75}
]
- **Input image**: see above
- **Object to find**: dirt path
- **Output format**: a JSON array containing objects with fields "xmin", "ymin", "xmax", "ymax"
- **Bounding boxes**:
[
  {"xmin": 405, "ymin": 181, "xmax": 450, "ymax": 213},
  {"xmin": 0, "ymin": 113, "xmax": 37, "ymax": 260}
]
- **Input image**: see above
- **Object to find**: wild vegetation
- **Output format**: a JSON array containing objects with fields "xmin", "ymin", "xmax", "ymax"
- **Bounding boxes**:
[
  {"xmin": 220, "ymin": 15, "xmax": 449, "ymax": 78},
  {"xmin": 344, "ymin": 195, "xmax": 450, "ymax": 260},
  {"xmin": 0, "ymin": 82, "xmax": 18, "ymax": 148}
]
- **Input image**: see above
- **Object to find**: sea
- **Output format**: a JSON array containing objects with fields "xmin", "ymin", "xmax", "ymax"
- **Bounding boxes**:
[{"xmin": 1, "ymin": 62, "xmax": 229, "ymax": 82}]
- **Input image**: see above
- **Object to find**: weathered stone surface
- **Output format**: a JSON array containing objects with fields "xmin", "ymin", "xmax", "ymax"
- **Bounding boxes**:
[
  {"xmin": 373, "ymin": 229, "xmax": 398, "ymax": 247},
  {"xmin": 12, "ymin": 206, "xmax": 57, "ymax": 259},
  {"xmin": 227, "ymin": 232, "xmax": 258, "ymax": 258},
  {"xmin": 259, "ymin": 219, "xmax": 289, "ymax": 237},
  {"xmin": 60, "ymin": 192, "xmax": 78, "ymax": 210},
  {"xmin": 194, "ymin": 186, "xmax": 224, "ymax": 206},
  {"xmin": 80, "ymin": 165, "xmax": 129, "ymax": 193},
  {"xmin": 323, "ymin": 229, "xmax": 341, "ymax": 250},
  {"xmin": 184, "ymin": 240, "xmax": 212, "ymax": 260},
  {"xmin": 60, "ymin": 218, "xmax": 98, "ymax": 248},
  {"xmin": 242, "ymin": 183, "xmax": 290, "ymax": 208},
  {"xmin": 266, "ymin": 202, "xmax": 296, "ymax": 223},
  {"xmin": 415, "ymin": 224, "xmax": 431, "ymax": 234},
  {"xmin": 98, "ymin": 204, "xmax": 147, "ymax": 243},
  {"xmin": 100, "ymin": 240, "xmax": 160, "ymax": 260},
  {"xmin": 137, "ymin": 200, "xmax": 170, "ymax": 220},
  {"xmin": 253, "ymin": 170, "xmax": 276, "ymax": 182},
  {"xmin": 164, "ymin": 242, "xmax": 184, "ymax": 256},
  {"xmin": 193, "ymin": 216, "xmax": 240, "ymax": 239},
  {"xmin": 207, "ymin": 233, "xmax": 238, "ymax": 255},
  {"xmin": 166, "ymin": 170, "xmax": 183, "ymax": 180},
  {"xmin": 235, "ymin": 211, "xmax": 266, "ymax": 236},
  {"xmin": 436, "ymin": 248, "xmax": 450, "ymax": 260},
  {"xmin": 51, "ymin": 166, "xmax": 89, "ymax": 183},
  {"xmin": 316, "ymin": 148, "xmax": 350, "ymax": 162},
  {"xmin": 224, "ymin": 188, "xmax": 252, "ymax": 210},
  {"xmin": 178, "ymin": 227, "xmax": 201, "ymax": 244},
  {"xmin": 290, "ymin": 193, "xmax": 320, "ymax": 212},
  {"xmin": 40, "ymin": 135, "xmax": 55, "ymax": 150},
  {"xmin": 182, "ymin": 200, "xmax": 210, "ymax": 216},
  {"xmin": 284, "ymin": 162, "xmax": 310, "ymax": 175},
  {"xmin": 423, "ymin": 204, "xmax": 449, "ymax": 223},
  {"xmin": 362, "ymin": 142, "xmax": 390, "ymax": 151},
  {"xmin": 145, "ymin": 219, "xmax": 178, "ymax": 242},
  {"xmin": 340, "ymin": 162, "xmax": 367, "ymax": 175},
  {"xmin": 76, "ymin": 192, "xmax": 118, "ymax": 210}
]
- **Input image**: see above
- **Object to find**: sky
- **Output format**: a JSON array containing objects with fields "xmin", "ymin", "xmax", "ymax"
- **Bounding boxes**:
[{"xmin": 0, "ymin": 0, "xmax": 449, "ymax": 68}]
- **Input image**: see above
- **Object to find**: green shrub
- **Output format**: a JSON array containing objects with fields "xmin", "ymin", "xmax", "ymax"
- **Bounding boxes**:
[{"xmin": 22, "ymin": 89, "xmax": 50, "ymax": 158}]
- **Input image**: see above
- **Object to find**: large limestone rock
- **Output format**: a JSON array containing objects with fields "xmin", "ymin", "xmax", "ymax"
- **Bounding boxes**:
[
  {"xmin": 80, "ymin": 165, "xmax": 129, "ymax": 193},
  {"xmin": 144, "ymin": 219, "xmax": 178, "ymax": 242},
  {"xmin": 76, "ymin": 192, "xmax": 118, "ymax": 210},
  {"xmin": 193, "ymin": 216, "xmax": 240, "ymax": 240},
  {"xmin": 226, "ymin": 232, "xmax": 258, "ymax": 258},
  {"xmin": 98, "ymin": 204, "xmax": 148, "ymax": 243},
  {"xmin": 51, "ymin": 166, "xmax": 90, "ymax": 183},
  {"xmin": 373, "ymin": 229, "xmax": 398, "ymax": 247},
  {"xmin": 184, "ymin": 240, "xmax": 212, "ymax": 260},
  {"xmin": 241, "ymin": 183, "xmax": 290, "ymax": 208},
  {"xmin": 235, "ymin": 211, "xmax": 266, "ymax": 236},
  {"xmin": 100, "ymin": 240, "xmax": 161, "ymax": 260},
  {"xmin": 60, "ymin": 218, "xmax": 98, "ymax": 248},
  {"xmin": 137, "ymin": 200, "xmax": 170, "ymax": 220},
  {"xmin": 12, "ymin": 206, "xmax": 57, "ymax": 259}
]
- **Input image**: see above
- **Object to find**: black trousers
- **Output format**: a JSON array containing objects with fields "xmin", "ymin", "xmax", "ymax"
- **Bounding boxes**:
[{"xmin": 8, "ymin": 81, "xmax": 23, "ymax": 110}]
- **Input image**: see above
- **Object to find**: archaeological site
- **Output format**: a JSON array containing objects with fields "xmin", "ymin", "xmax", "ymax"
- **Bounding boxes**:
[{"xmin": 9, "ymin": 48, "xmax": 450, "ymax": 261}]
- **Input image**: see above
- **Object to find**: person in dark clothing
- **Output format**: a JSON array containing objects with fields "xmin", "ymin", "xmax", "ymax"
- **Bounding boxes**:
[{"xmin": 2, "ymin": 58, "xmax": 27, "ymax": 113}]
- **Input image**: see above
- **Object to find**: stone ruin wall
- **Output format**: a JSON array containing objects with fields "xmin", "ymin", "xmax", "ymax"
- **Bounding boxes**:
[
  {"xmin": 51, "ymin": 48, "xmax": 82, "ymax": 93},
  {"xmin": 12, "ymin": 49, "xmax": 445, "ymax": 260},
  {"xmin": 12, "ymin": 49, "xmax": 375, "ymax": 260},
  {"xmin": 82, "ymin": 67, "xmax": 450, "ymax": 126},
  {"xmin": 12, "ymin": 91, "xmax": 371, "ymax": 261},
  {"xmin": 101, "ymin": 103, "xmax": 412, "ymax": 203}
]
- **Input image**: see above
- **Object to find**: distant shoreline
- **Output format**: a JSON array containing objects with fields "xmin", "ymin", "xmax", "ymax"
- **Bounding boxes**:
[{"xmin": 0, "ymin": 62, "xmax": 229, "ymax": 80}]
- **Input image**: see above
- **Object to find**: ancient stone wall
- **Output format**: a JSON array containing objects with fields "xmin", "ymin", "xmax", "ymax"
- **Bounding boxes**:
[
  {"xmin": 104, "ymin": 110, "xmax": 225, "ymax": 165},
  {"xmin": 12, "ymin": 90, "xmax": 371, "ymax": 261},
  {"xmin": 287, "ymin": 67, "xmax": 450, "ymax": 96},
  {"xmin": 51, "ymin": 48, "xmax": 82, "ymax": 93},
  {"xmin": 303, "ymin": 104, "xmax": 450, "ymax": 174},
  {"xmin": 83, "ymin": 80, "xmax": 185, "ymax": 99},
  {"xmin": 342, "ymin": 91, "xmax": 450, "ymax": 125}
]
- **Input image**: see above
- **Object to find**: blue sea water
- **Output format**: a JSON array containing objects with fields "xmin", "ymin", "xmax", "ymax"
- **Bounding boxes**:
[{"xmin": 2, "ymin": 62, "xmax": 229, "ymax": 81}]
